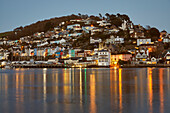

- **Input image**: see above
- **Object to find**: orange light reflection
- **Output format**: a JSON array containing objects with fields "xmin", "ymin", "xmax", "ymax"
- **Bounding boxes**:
[
  {"xmin": 90, "ymin": 74, "xmax": 96, "ymax": 113},
  {"xmin": 159, "ymin": 68, "xmax": 164, "ymax": 113},
  {"xmin": 119, "ymin": 69, "xmax": 122, "ymax": 113},
  {"xmin": 148, "ymin": 68, "xmax": 153, "ymax": 113}
]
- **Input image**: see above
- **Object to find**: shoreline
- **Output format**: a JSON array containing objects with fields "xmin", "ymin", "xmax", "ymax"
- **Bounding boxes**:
[{"xmin": 1, "ymin": 64, "xmax": 170, "ymax": 69}]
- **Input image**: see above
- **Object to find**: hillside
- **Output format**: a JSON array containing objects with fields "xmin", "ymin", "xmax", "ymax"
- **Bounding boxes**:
[
  {"xmin": 0, "ymin": 14, "xmax": 81, "ymax": 40},
  {"xmin": 0, "ymin": 13, "xmax": 133, "ymax": 40}
]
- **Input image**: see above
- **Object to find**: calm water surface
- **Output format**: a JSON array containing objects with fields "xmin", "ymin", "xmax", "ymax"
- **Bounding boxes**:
[{"xmin": 0, "ymin": 68, "xmax": 170, "ymax": 113}]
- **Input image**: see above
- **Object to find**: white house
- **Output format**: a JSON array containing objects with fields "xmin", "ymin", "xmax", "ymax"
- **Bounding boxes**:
[
  {"xmin": 105, "ymin": 35, "xmax": 115, "ymax": 44},
  {"xmin": 67, "ymin": 24, "xmax": 81, "ymax": 31},
  {"xmin": 163, "ymin": 38, "xmax": 170, "ymax": 43},
  {"xmin": 163, "ymin": 49, "xmax": 170, "ymax": 64},
  {"xmin": 98, "ymin": 49, "xmax": 111, "ymax": 66},
  {"xmin": 86, "ymin": 55, "xmax": 93, "ymax": 61},
  {"xmin": 97, "ymin": 20, "xmax": 111, "ymax": 26},
  {"xmin": 50, "ymin": 38, "xmax": 66, "ymax": 45},
  {"xmin": 67, "ymin": 33, "xmax": 82, "ymax": 37},
  {"xmin": 115, "ymin": 36, "xmax": 124, "ymax": 44},
  {"xmin": 131, "ymin": 49, "xmax": 149, "ymax": 64},
  {"xmin": 82, "ymin": 26, "xmax": 94, "ymax": 33},
  {"xmin": 90, "ymin": 37, "xmax": 102, "ymax": 44},
  {"xmin": 137, "ymin": 38, "xmax": 151, "ymax": 46}
]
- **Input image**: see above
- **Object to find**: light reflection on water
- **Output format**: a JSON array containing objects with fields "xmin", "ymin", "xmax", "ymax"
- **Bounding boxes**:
[{"xmin": 0, "ymin": 68, "xmax": 170, "ymax": 113}]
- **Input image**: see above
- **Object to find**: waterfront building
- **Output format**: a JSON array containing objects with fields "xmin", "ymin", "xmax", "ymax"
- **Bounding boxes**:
[
  {"xmin": 131, "ymin": 49, "xmax": 149, "ymax": 64},
  {"xmin": 162, "ymin": 49, "xmax": 170, "ymax": 64},
  {"xmin": 98, "ymin": 49, "xmax": 111, "ymax": 66},
  {"xmin": 111, "ymin": 53, "xmax": 132, "ymax": 65}
]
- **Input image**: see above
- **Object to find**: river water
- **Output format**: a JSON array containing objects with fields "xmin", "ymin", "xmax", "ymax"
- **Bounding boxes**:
[{"xmin": 0, "ymin": 68, "xmax": 170, "ymax": 113}]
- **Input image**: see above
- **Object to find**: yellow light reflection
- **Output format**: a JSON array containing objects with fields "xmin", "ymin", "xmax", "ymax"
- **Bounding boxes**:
[
  {"xmin": 43, "ymin": 68, "xmax": 47, "ymax": 102},
  {"xmin": 4, "ymin": 75, "xmax": 8, "ymax": 95},
  {"xmin": 134, "ymin": 75, "xmax": 138, "ymax": 106},
  {"xmin": 15, "ymin": 73, "xmax": 24, "ymax": 113},
  {"xmin": 79, "ymin": 68, "xmax": 83, "ymax": 111},
  {"xmin": 119, "ymin": 68, "xmax": 122, "ymax": 113},
  {"xmin": 148, "ymin": 68, "xmax": 153, "ymax": 113},
  {"xmin": 110, "ymin": 69, "xmax": 118, "ymax": 110},
  {"xmin": 90, "ymin": 74, "xmax": 96, "ymax": 113},
  {"xmin": 167, "ymin": 68, "xmax": 170, "ymax": 93}
]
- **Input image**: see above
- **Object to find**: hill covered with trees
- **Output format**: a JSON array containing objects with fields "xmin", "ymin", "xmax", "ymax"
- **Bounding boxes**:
[{"xmin": 0, "ymin": 13, "xmax": 160, "ymax": 41}]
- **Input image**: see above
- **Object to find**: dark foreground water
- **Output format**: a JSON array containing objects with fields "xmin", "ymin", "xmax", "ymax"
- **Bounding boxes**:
[{"xmin": 0, "ymin": 68, "xmax": 170, "ymax": 113}]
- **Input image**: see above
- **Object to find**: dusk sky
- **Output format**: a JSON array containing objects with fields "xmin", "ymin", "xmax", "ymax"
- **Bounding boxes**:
[{"xmin": 1, "ymin": 0, "xmax": 170, "ymax": 33}]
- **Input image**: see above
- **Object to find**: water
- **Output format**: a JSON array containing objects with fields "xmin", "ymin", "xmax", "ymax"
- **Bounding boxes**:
[{"xmin": 0, "ymin": 68, "xmax": 170, "ymax": 113}]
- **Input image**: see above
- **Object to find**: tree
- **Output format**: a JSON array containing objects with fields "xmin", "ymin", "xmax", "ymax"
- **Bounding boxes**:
[
  {"xmin": 149, "ymin": 27, "xmax": 160, "ymax": 41},
  {"xmin": 105, "ymin": 13, "xmax": 110, "ymax": 20},
  {"xmin": 44, "ymin": 22, "xmax": 54, "ymax": 32},
  {"xmin": 145, "ymin": 25, "xmax": 151, "ymax": 30},
  {"xmin": 78, "ymin": 13, "xmax": 81, "ymax": 17},
  {"xmin": 111, "ymin": 17, "xmax": 122, "ymax": 27},
  {"xmin": 117, "ymin": 30, "xmax": 125, "ymax": 37},
  {"xmin": 99, "ymin": 13, "xmax": 102, "ymax": 19},
  {"xmin": 120, "ymin": 14, "xmax": 130, "ymax": 21}
]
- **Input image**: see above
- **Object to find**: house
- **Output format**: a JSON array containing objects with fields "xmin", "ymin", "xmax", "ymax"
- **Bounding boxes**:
[
  {"xmin": 137, "ymin": 38, "xmax": 151, "ymax": 46},
  {"xmin": 67, "ymin": 24, "xmax": 81, "ymax": 31},
  {"xmin": 97, "ymin": 20, "xmax": 111, "ymax": 26},
  {"xmin": 0, "ymin": 50, "xmax": 5, "ymax": 60},
  {"xmin": 67, "ymin": 33, "xmax": 82, "ymax": 37},
  {"xmin": 146, "ymin": 57, "xmax": 157, "ymax": 64},
  {"xmin": 111, "ymin": 53, "xmax": 132, "ymax": 65},
  {"xmin": 163, "ymin": 37, "xmax": 170, "ymax": 43},
  {"xmin": 50, "ymin": 38, "xmax": 66, "ymax": 45},
  {"xmin": 105, "ymin": 35, "xmax": 115, "ymax": 44},
  {"xmin": 86, "ymin": 55, "xmax": 93, "ymax": 61},
  {"xmin": 69, "ymin": 49, "xmax": 75, "ymax": 57},
  {"xmin": 131, "ymin": 49, "xmax": 149, "ymax": 64},
  {"xmin": 98, "ymin": 49, "xmax": 111, "ymax": 66},
  {"xmin": 63, "ymin": 57, "xmax": 80, "ymax": 64},
  {"xmin": 90, "ymin": 37, "xmax": 102, "ymax": 44},
  {"xmin": 114, "ymin": 36, "xmax": 124, "ymax": 44},
  {"xmin": 0, "ymin": 40, "xmax": 7, "ymax": 45},
  {"xmin": 139, "ymin": 44, "xmax": 157, "ymax": 52},
  {"xmin": 162, "ymin": 49, "xmax": 170, "ymax": 64},
  {"xmin": 131, "ymin": 31, "xmax": 145, "ymax": 38},
  {"xmin": 105, "ymin": 36, "xmax": 124, "ymax": 44},
  {"xmin": 82, "ymin": 26, "xmax": 94, "ymax": 33},
  {"xmin": 75, "ymin": 50, "xmax": 89, "ymax": 57}
]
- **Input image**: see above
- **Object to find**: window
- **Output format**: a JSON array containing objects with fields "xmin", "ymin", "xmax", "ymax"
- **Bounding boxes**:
[
  {"xmin": 142, "ymin": 54, "xmax": 146, "ymax": 58},
  {"xmin": 136, "ymin": 55, "xmax": 140, "ymax": 58}
]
